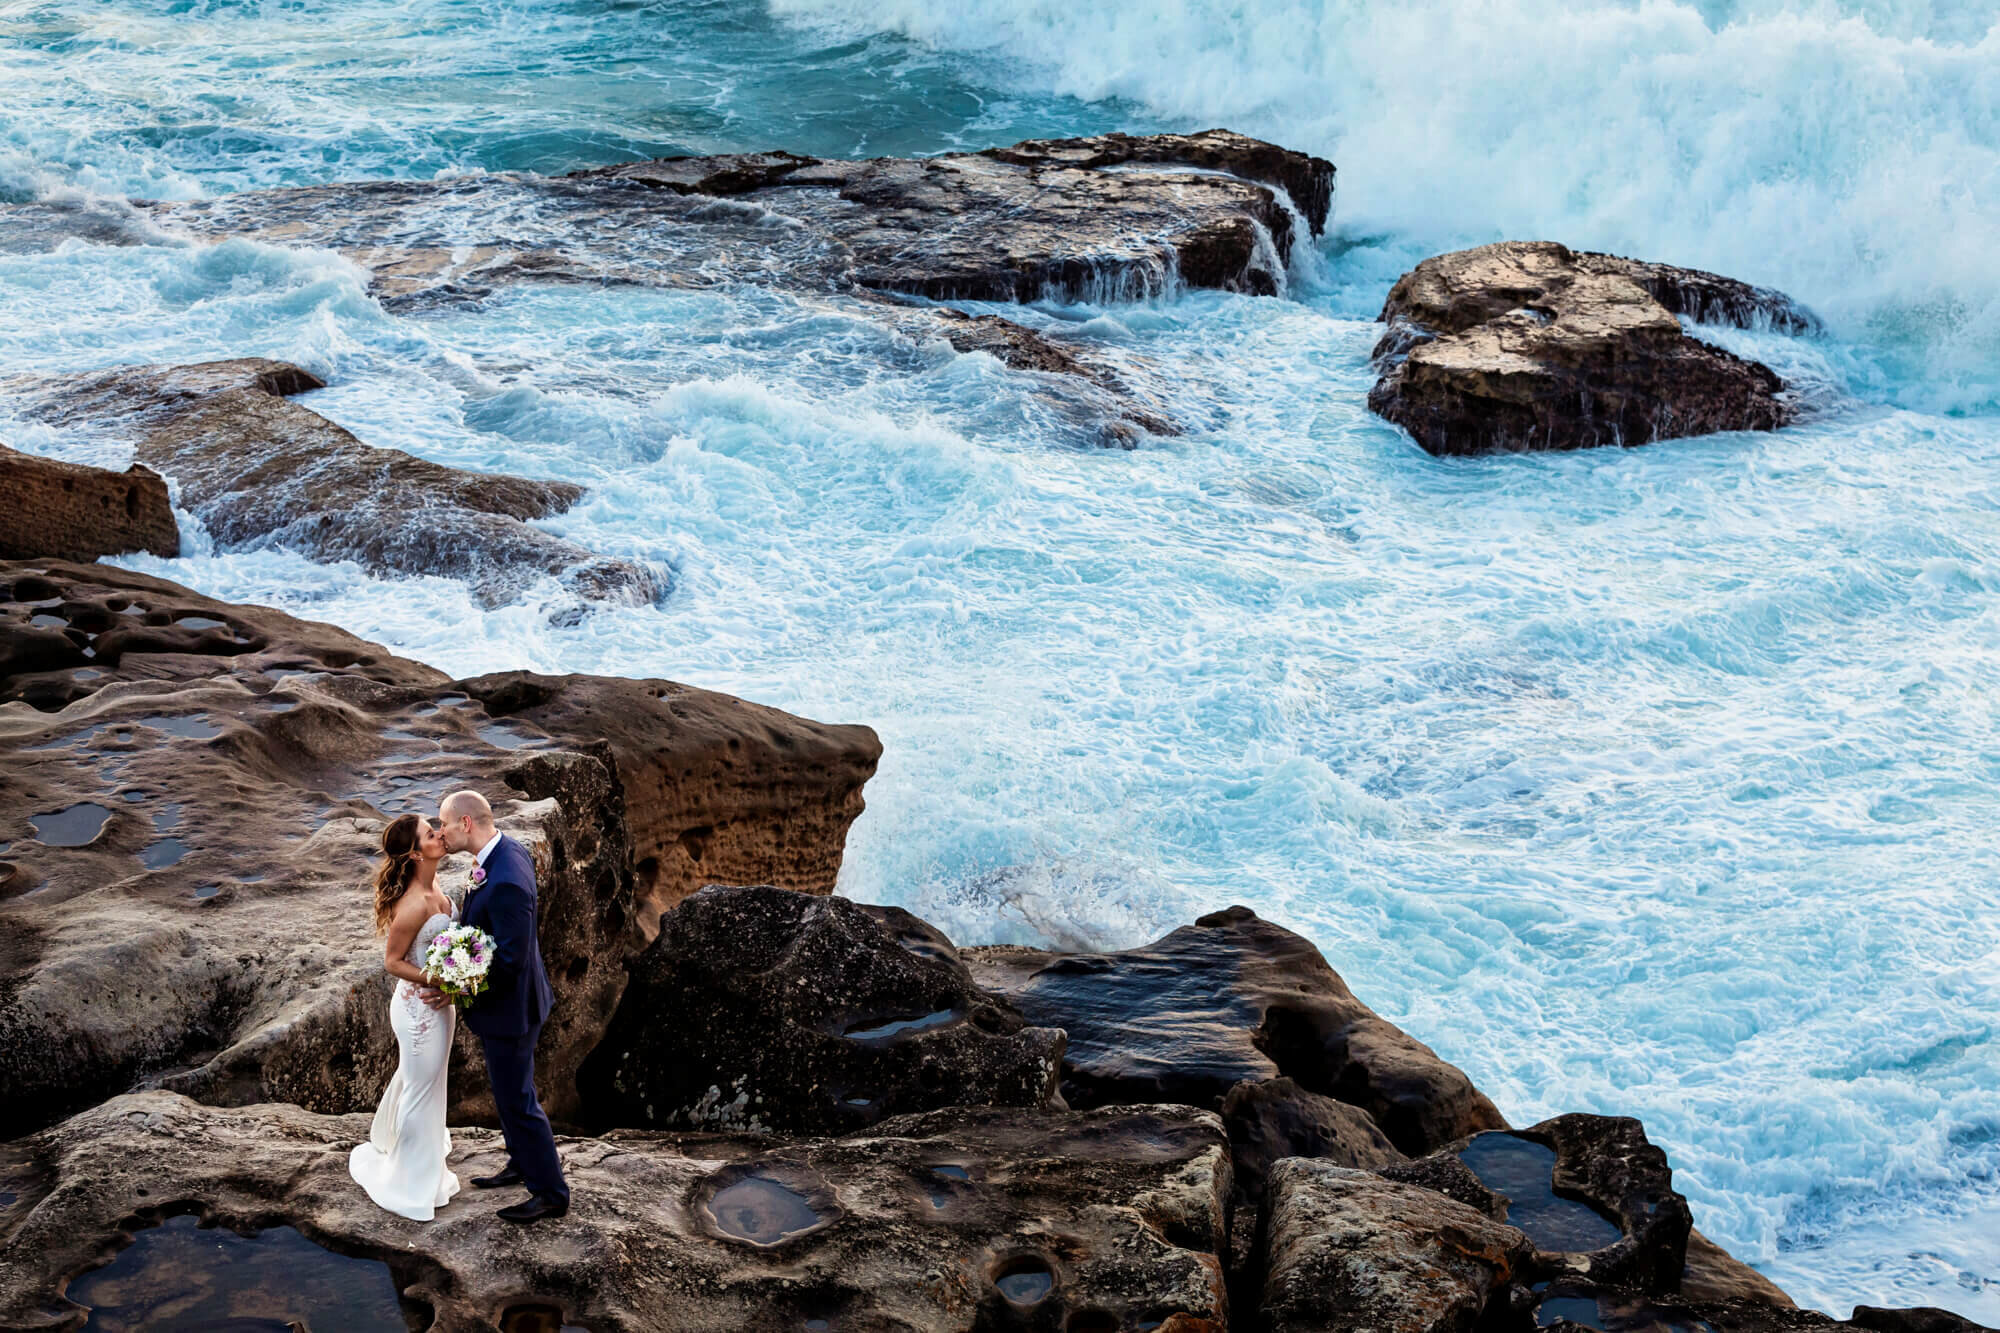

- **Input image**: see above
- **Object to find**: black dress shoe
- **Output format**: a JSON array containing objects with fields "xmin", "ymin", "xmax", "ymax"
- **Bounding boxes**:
[
  {"xmin": 471, "ymin": 1165, "xmax": 524, "ymax": 1190},
  {"xmin": 497, "ymin": 1193, "xmax": 569, "ymax": 1224}
]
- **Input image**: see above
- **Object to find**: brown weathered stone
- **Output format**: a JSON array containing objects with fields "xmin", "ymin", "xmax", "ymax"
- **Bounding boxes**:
[
  {"xmin": 0, "ymin": 560, "xmax": 878, "ymax": 1139},
  {"xmin": 7, "ymin": 358, "xmax": 660, "ymax": 607},
  {"xmin": 453, "ymin": 671, "xmax": 882, "ymax": 928},
  {"xmin": 0, "ymin": 1093, "xmax": 1231, "ymax": 1333},
  {"xmin": 1368, "ymin": 241, "xmax": 1817, "ymax": 456},
  {"xmin": 1683, "ymin": 1228, "xmax": 1796, "ymax": 1307},
  {"xmin": 0, "ymin": 444, "xmax": 178, "ymax": 562},
  {"xmin": 1261, "ymin": 1159, "xmax": 1533, "ymax": 1333}
]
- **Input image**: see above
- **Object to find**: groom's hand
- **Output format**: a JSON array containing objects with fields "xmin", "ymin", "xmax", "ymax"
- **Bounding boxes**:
[{"xmin": 418, "ymin": 986, "xmax": 450, "ymax": 1010}]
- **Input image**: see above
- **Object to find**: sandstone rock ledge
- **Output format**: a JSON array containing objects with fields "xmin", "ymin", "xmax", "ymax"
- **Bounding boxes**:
[
  {"xmin": 0, "ymin": 560, "xmax": 880, "ymax": 1139},
  {"xmin": 6, "ymin": 358, "xmax": 662, "ymax": 609},
  {"xmin": 0, "ymin": 446, "xmax": 178, "ymax": 564},
  {"xmin": 2, "ymin": 885, "xmax": 1989, "ymax": 1332},
  {"xmin": 1368, "ymin": 241, "xmax": 1822, "ymax": 456}
]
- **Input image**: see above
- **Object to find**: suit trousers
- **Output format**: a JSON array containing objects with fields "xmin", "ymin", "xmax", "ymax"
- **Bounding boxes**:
[{"xmin": 479, "ymin": 1024, "xmax": 570, "ymax": 1204}]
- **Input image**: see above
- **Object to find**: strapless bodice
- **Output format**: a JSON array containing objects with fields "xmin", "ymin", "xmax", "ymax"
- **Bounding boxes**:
[{"xmin": 406, "ymin": 910, "xmax": 454, "ymax": 970}]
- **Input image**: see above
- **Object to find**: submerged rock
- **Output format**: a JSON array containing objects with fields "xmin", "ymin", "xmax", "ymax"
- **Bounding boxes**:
[
  {"xmin": 0, "ymin": 1092, "xmax": 1231, "ymax": 1333},
  {"xmin": 578, "ymin": 884, "xmax": 1065, "ymax": 1133},
  {"xmin": 0, "ymin": 132, "xmax": 1331, "ymax": 447},
  {"xmin": 0, "ymin": 560, "xmax": 879, "ymax": 1138},
  {"xmin": 1368, "ymin": 241, "xmax": 1818, "ymax": 456},
  {"xmin": 877, "ymin": 298, "xmax": 1182, "ymax": 442},
  {"xmin": 0, "ymin": 444, "xmax": 178, "ymax": 563},
  {"xmin": 7, "ymin": 357, "xmax": 660, "ymax": 608},
  {"xmin": 964, "ymin": 904, "xmax": 1504, "ymax": 1155}
]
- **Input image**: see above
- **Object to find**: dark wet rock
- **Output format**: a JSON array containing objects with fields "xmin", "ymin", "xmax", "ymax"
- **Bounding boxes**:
[
  {"xmin": 1261, "ymin": 1159, "xmax": 1534, "ymax": 1333},
  {"xmin": 0, "ymin": 444, "xmax": 178, "ymax": 563},
  {"xmin": 1379, "ymin": 1147, "xmax": 1508, "ymax": 1219},
  {"xmin": 0, "ymin": 1092, "xmax": 1231, "ymax": 1333},
  {"xmin": 877, "ymin": 298, "xmax": 1181, "ymax": 443},
  {"xmin": 1395, "ymin": 1116, "xmax": 1690, "ymax": 1294},
  {"xmin": 1847, "ymin": 1308, "xmax": 1997, "ymax": 1333},
  {"xmin": 116, "ymin": 131, "xmax": 1331, "ymax": 308},
  {"xmin": 579, "ymin": 128, "xmax": 1332, "ymax": 302},
  {"xmin": 1368, "ymin": 241, "xmax": 1817, "ymax": 456},
  {"xmin": 454, "ymin": 671, "xmax": 882, "ymax": 931},
  {"xmin": 1681, "ymin": 1228, "xmax": 1796, "ymax": 1307},
  {"xmin": 1526, "ymin": 1280, "xmax": 1993, "ymax": 1333},
  {"xmin": 577, "ymin": 884, "xmax": 1065, "ymax": 1134},
  {"xmin": 0, "ymin": 560, "xmax": 879, "ymax": 1138},
  {"xmin": 6, "ymin": 357, "xmax": 661, "ymax": 608},
  {"xmin": 964, "ymin": 905, "xmax": 1504, "ymax": 1155}
]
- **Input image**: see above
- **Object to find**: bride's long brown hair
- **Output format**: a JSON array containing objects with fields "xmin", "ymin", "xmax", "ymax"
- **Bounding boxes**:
[{"xmin": 372, "ymin": 813, "xmax": 423, "ymax": 934}]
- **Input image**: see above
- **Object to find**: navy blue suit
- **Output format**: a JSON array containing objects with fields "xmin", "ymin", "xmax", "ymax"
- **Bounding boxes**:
[{"xmin": 459, "ymin": 834, "xmax": 568, "ymax": 1204}]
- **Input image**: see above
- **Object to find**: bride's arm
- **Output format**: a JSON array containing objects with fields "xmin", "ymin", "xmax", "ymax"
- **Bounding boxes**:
[{"xmin": 382, "ymin": 903, "xmax": 431, "ymax": 986}]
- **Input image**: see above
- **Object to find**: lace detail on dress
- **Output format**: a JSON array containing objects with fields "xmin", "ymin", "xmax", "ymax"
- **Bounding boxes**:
[{"xmin": 395, "ymin": 910, "xmax": 455, "ymax": 1041}]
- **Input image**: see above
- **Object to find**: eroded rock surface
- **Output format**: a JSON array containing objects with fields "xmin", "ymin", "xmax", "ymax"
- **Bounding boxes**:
[
  {"xmin": 0, "ymin": 445, "xmax": 178, "ymax": 563},
  {"xmin": 964, "ymin": 905, "xmax": 1504, "ymax": 1155},
  {"xmin": 578, "ymin": 884, "xmax": 1065, "ymax": 1134},
  {"xmin": 0, "ymin": 1092, "xmax": 1231, "ymax": 1333},
  {"xmin": 1398, "ymin": 1116, "xmax": 1690, "ymax": 1294},
  {"xmin": 451, "ymin": 671, "xmax": 882, "ymax": 929},
  {"xmin": 1368, "ymin": 241, "xmax": 1818, "ymax": 456},
  {"xmin": 6, "ymin": 358, "xmax": 660, "ymax": 608},
  {"xmin": 0, "ymin": 561, "xmax": 878, "ymax": 1138},
  {"xmin": 1261, "ymin": 1160, "xmax": 1534, "ymax": 1333}
]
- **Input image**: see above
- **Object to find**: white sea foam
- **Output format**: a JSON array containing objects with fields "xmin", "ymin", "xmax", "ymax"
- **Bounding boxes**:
[
  {"xmin": 2, "ymin": 0, "xmax": 1997, "ymax": 1316},
  {"xmin": 772, "ymin": 0, "xmax": 2000, "ymax": 411}
]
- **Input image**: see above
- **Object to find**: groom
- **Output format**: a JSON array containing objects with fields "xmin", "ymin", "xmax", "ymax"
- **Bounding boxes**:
[{"xmin": 424, "ymin": 790, "xmax": 571, "ymax": 1223}]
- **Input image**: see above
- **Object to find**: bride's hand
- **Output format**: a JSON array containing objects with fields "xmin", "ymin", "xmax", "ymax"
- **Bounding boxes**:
[{"xmin": 417, "ymin": 985, "xmax": 450, "ymax": 1010}]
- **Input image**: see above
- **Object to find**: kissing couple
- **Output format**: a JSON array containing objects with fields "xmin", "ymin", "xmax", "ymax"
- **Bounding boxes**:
[{"xmin": 347, "ymin": 790, "xmax": 571, "ymax": 1224}]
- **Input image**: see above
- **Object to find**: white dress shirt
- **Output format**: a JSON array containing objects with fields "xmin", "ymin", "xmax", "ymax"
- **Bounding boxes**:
[{"xmin": 475, "ymin": 831, "xmax": 503, "ymax": 868}]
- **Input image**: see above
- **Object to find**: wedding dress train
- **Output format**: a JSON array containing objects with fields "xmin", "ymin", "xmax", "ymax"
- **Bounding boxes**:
[{"xmin": 349, "ymin": 910, "xmax": 461, "ymax": 1221}]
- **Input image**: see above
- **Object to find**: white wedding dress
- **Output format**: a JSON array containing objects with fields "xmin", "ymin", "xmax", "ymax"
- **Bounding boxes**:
[{"xmin": 349, "ymin": 909, "xmax": 462, "ymax": 1221}]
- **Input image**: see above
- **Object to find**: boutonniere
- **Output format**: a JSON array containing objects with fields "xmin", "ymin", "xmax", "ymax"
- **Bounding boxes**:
[{"xmin": 469, "ymin": 866, "xmax": 487, "ymax": 888}]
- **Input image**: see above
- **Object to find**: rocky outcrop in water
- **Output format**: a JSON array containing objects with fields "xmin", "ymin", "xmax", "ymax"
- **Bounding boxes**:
[
  {"xmin": 0, "ymin": 560, "xmax": 880, "ymax": 1139},
  {"xmin": 578, "ymin": 885, "xmax": 1065, "ymax": 1134},
  {"xmin": 1368, "ymin": 241, "xmax": 1820, "ymax": 456},
  {"xmin": 4, "ymin": 132, "xmax": 1332, "ymax": 447},
  {"xmin": 578, "ymin": 130, "xmax": 1332, "ymax": 302},
  {"xmin": 0, "ymin": 445, "xmax": 179, "ymax": 563},
  {"xmin": 6, "ymin": 358, "xmax": 661, "ymax": 608},
  {"xmin": 2, "ymin": 1092, "xmax": 1231, "ymax": 1333},
  {"xmin": 965, "ymin": 905, "xmax": 1505, "ymax": 1155}
]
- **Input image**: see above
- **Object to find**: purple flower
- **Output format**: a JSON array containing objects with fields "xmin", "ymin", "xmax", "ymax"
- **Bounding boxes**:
[{"xmin": 470, "ymin": 867, "xmax": 487, "ymax": 886}]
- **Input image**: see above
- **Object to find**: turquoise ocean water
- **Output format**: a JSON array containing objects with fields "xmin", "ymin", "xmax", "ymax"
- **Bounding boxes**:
[{"xmin": 2, "ymin": 0, "xmax": 1997, "ymax": 1315}]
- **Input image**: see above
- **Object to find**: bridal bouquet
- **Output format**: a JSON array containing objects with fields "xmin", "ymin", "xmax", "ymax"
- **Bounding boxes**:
[{"xmin": 423, "ymin": 923, "xmax": 496, "ymax": 1008}]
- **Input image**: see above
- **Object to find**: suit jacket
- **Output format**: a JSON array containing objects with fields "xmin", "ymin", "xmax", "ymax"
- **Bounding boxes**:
[{"xmin": 459, "ymin": 834, "xmax": 553, "ymax": 1040}]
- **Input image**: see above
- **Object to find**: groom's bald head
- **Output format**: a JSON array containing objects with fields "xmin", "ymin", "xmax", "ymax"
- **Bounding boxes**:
[{"xmin": 439, "ymin": 789, "xmax": 495, "ymax": 852}]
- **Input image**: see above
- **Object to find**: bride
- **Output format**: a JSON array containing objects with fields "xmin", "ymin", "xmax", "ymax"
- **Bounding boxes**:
[{"xmin": 349, "ymin": 813, "xmax": 462, "ymax": 1221}]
